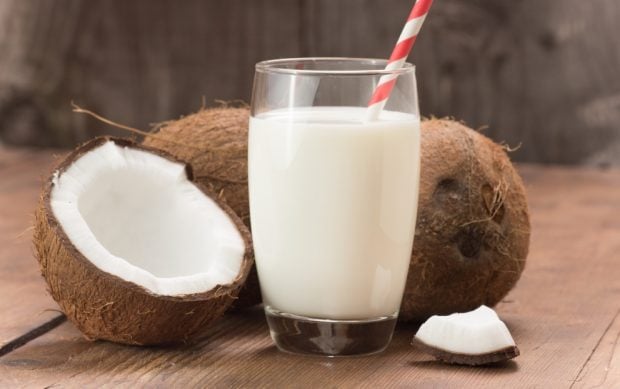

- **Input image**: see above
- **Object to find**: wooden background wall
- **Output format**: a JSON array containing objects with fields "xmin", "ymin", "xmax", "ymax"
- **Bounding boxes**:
[{"xmin": 0, "ymin": 0, "xmax": 619, "ymax": 165}]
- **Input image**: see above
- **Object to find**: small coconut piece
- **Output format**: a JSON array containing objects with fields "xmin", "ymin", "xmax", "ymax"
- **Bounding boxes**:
[
  {"xmin": 34, "ymin": 137, "xmax": 253, "ymax": 345},
  {"xmin": 412, "ymin": 306, "xmax": 519, "ymax": 365}
]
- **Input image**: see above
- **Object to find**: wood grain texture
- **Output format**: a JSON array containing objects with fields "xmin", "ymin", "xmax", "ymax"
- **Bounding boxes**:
[
  {"xmin": 0, "ymin": 0, "xmax": 303, "ymax": 146},
  {"xmin": 573, "ymin": 309, "xmax": 620, "ymax": 388},
  {"xmin": 0, "ymin": 152, "xmax": 619, "ymax": 387},
  {"xmin": 306, "ymin": 0, "xmax": 620, "ymax": 165},
  {"xmin": 2, "ymin": 0, "xmax": 620, "ymax": 165},
  {"xmin": 0, "ymin": 149, "xmax": 64, "ymax": 349}
]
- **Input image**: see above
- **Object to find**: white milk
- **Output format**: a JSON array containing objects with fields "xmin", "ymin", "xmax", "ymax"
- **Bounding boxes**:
[{"xmin": 249, "ymin": 107, "xmax": 420, "ymax": 320}]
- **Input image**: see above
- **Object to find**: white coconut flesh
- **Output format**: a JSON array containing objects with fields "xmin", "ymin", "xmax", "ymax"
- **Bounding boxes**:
[
  {"xmin": 50, "ymin": 141, "xmax": 245, "ymax": 296},
  {"xmin": 414, "ymin": 305, "xmax": 516, "ymax": 355}
]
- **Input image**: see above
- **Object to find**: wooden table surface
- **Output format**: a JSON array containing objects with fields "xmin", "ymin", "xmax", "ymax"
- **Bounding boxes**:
[{"xmin": 0, "ymin": 147, "xmax": 619, "ymax": 388}]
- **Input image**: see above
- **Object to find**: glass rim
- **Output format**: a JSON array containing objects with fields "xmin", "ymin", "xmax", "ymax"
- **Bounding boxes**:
[{"xmin": 255, "ymin": 57, "xmax": 415, "ymax": 76}]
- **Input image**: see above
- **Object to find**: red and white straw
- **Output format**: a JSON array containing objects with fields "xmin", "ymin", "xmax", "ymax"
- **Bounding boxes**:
[{"xmin": 366, "ymin": 0, "xmax": 433, "ymax": 121}]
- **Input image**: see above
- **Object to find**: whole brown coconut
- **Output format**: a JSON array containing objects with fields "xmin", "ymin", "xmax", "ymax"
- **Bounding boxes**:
[
  {"xmin": 401, "ymin": 119, "xmax": 530, "ymax": 322},
  {"xmin": 34, "ymin": 137, "xmax": 253, "ymax": 345},
  {"xmin": 143, "ymin": 107, "xmax": 260, "ymax": 308},
  {"xmin": 144, "ymin": 108, "xmax": 530, "ymax": 320}
]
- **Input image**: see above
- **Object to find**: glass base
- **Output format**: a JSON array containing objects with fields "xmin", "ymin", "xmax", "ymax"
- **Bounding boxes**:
[{"xmin": 264, "ymin": 306, "xmax": 397, "ymax": 357}]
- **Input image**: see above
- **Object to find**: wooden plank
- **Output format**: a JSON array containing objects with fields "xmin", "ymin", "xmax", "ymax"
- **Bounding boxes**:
[
  {"xmin": 1, "ymin": 164, "xmax": 619, "ymax": 387},
  {"xmin": 3, "ymin": 1, "xmax": 620, "ymax": 165},
  {"xmin": 0, "ymin": 313, "xmax": 522, "ymax": 388},
  {"xmin": 0, "ymin": 148, "xmax": 65, "ymax": 351},
  {"xmin": 305, "ymin": 0, "xmax": 620, "ymax": 165},
  {"xmin": 301, "ymin": 0, "xmax": 409, "ymax": 58},
  {"xmin": 573, "ymin": 309, "xmax": 620, "ymax": 388},
  {"xmin": 0, "ymin": 0, "xmax": 303, "ymax": 147},
  {"xmin": 419, "ymin": 0, "xmax": 620, "ymax": 165}
]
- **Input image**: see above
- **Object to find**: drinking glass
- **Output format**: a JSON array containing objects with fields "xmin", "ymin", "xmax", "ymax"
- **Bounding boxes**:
[{"xmin": 249, "ymin": 58, "xmax": 421, "ymax": 356}]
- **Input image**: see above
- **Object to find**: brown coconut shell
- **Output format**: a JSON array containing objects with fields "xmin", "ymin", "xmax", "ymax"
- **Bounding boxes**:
[
  {"xmin": 400, "ymin": 119, "xmax": 530, "ymax": 322},
  {"xmin": 142, "ymin": 107, "xmax": 261, "ymax": 308},
  {"xmin": 33, "ymin": 137, "xmax": 254, "ymax": 345},
  {"xmin": 411, "ymin": 337, "xmax": 520, "ymax": 366}
]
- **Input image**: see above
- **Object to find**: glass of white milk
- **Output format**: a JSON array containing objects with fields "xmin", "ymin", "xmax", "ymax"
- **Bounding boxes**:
[{"xmin": 249, "ymin": 58, "xmax": 421, "ymax": 356}]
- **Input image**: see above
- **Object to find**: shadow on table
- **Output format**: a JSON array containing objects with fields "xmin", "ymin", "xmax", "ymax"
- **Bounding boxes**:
[{"xmin": 408, "ymin": 359, "xmax": 519, "ymax": 374}]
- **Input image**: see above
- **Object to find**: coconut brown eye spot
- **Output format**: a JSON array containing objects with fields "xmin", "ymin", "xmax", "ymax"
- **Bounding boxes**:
[
  {"xmin": 433, "ymin": 178, "xmax": 463, "ymax": 204},
  {"xmin": 454, "ymin": 225, "xmax": 483, "ymax": 260}
]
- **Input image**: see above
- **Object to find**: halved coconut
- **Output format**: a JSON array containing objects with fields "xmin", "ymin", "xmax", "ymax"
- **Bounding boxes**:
[
  {"xmin": 412, "ymin": 306, "xmax": 519, "ymax": 365},
  {"xmin": 34, "ymin": 137, "xmax": 253, "ymax": 345}
]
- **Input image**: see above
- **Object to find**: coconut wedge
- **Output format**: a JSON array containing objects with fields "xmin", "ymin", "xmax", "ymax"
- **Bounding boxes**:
[
  {"xmin": 412, "ymin": 306, "xmax": 519, "ymax": 365},
  {"xmin": 34, "ymin": 137, "xmax": 253, "ymax": 345}
]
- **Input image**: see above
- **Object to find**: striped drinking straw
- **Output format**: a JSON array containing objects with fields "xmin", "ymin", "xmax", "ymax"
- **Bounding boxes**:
[{"xmin": 366, "ymin": 0, "xmax": 434, "ymax": 121}]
